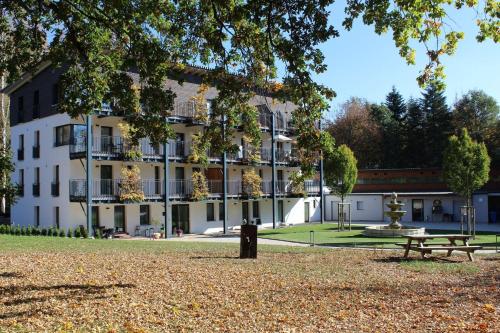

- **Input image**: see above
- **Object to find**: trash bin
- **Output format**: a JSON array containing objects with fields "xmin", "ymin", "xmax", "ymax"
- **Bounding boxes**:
[{"xmin": 240, "ymin": 224, "xmax": 257, "ymax": 259}]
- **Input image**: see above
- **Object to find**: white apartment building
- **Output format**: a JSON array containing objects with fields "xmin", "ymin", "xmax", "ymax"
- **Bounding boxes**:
[{"xmin": 4, "ymin": 63, "xmax": 324, "ymax": 236}]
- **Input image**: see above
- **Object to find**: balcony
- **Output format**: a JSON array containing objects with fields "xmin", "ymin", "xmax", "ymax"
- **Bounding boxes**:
[
  {"xmin": 69, "ymin": 179, "xmax": 163, "ymax": 202},
  {"xmin": 69, "ymin": 178, "xmax": 321, "ymax": 202},
  {"xmin": 69, "ymin": 136, "xmax": 186, "ymax": 161},
  {"xmin": 17, "ymin": 149, "xmax": 24, "ymax": 161},
  {"xmin": 51, "ymin": 182, "xmax": 60, "ymax": 196},
  {"xmin": 32, "ymin": 183, "xmax": 40, "ymax": 197},
  {"xmin": 32, "ymin": 146, "xmax": 40, "ymax": 159}
]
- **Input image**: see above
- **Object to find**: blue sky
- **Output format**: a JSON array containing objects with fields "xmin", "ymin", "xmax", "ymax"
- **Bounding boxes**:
[{"xmin": 308, "ymin": 2, "xmax": 500, "ymax": 118}]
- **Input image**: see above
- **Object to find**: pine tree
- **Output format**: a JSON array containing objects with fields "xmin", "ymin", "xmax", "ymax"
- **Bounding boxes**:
[
  {"xmin": 385, "ymin": 86, "xmax": 407, "ymax": 121},
  {"xmin": 421, "ymin": 85, "xmax": 451, "ymax": 167},
  {"xmin": 404, "ymin": 98, "xmax": 426, "ymax": 167}
]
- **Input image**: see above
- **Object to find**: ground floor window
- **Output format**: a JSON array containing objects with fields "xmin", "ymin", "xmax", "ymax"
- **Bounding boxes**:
[
  {"xmin": 356, "ymin": 201, "xmax": 364, "ymax": 210},
  {"xmin": 252, "ymin": 201, "xmax": 260, "ymax": 219},
  {"xmin": 207, "ymin": 203, "xmax": 215, "ymax": 221},
  {"xmin": 92, "ymin": 206, "xmax": 100, "ymax": 229},
  {"xmin": 140, "ymin": 205, "xmax": 150, "ymax": 225},
  {"xmin": 34, "ymin": 206, "xmax": 40, "ymax": 227},
  {"xmin": 54, "ymin": 207, "xmax": 59, "ymax": 228}
]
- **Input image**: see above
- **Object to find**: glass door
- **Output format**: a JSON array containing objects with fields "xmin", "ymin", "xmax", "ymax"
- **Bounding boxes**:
[
  {"xmin": 92, "ymin": 206, "xmax": 100, "ymax": 231},
  {"xmin": 100, "ymin": 165, "xmax": 113, "ymax": 195},
  {"xmin": 304, "ymin": 202, "xmax": 310, "ymax": 222},
  {"xmin": 412, "ymin": 199, "xmax": 424, "ymax": 221},
  {"xmin": 114, "ymin": 206, "xmax": 125, "ymax": 232},
  {"xmin": 172, "ymin": 204, "xmax": 190, "ymax": 233},
  {"xmin": 101, "ymin": 126, "xmax": 113, "ymax": 153},
  {"xmin": 175, "ymin": 167, "xmax": 185, "ymax": 196},
  {"xmin": 278, "ymin": 200, "xmax": 284, "ymax": 223}
]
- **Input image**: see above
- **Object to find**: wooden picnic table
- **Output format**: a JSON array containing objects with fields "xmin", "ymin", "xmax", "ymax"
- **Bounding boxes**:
[{"xmin": 397, "ymin": 234, "xmax": 482, "ymax": 261}]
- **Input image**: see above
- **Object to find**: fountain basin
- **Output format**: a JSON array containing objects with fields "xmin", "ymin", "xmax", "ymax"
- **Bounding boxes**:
[{"xmin": 362, "ymin": 225, "xmax": 426, "ymax": 238}]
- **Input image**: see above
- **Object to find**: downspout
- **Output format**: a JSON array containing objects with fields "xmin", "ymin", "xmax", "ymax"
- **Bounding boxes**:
[
  {"xmin": 319, "ymin": 118, "xmax": 324, "ymax": 224},
  {"xmin": 163, "ymin": 138, "xmax": 170, "ymax": 238},
  {"xmin": 271, "ymin": 111, "xmax": 276, "ymax": 229},
  {"xmin": 222, "ymin": 113, "xmax": 228, "ymax": 234},
  {"xmin": 86, "ymin": 114, "xmax": 93, "ymax": 236}
]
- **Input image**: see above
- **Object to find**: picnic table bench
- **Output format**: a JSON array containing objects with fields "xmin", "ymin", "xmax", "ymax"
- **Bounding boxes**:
[{"xmin": 396, "ymin": 234, "xmax": 482, "ymax": 261}]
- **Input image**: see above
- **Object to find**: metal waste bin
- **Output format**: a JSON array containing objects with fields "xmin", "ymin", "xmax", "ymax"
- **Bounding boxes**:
[{"xmin": 240, "ymin": 224, "xmax": 257, "ymax": 259}]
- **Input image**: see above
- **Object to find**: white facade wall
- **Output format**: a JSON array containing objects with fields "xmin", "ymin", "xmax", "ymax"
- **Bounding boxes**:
[{"xmin": 11, "ymin": 113, "xmax": 312, "ymax": 234}]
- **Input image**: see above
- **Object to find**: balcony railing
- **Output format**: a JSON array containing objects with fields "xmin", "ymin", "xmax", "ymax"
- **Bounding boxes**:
[
  {"xmin": 69, "ymin": 178, "xmax": 321, "ymax": 201},
  {"xmin": 51, "ymin": 182, "xmax": 60, "ymax": 196},
  {"xmin": 32, "ymin": 146, "xmax": 40, "ymax": 159},
  {"xmin": 17, "ymin": 149, "xmax": 24, "ymax": 161},
  {"xmin": 32, "ymin": 183, "xmax": 40, "ymax": 197},
  {"xmin": 69, "ymin": 136, "xmax": 186, "ymax": 160}
]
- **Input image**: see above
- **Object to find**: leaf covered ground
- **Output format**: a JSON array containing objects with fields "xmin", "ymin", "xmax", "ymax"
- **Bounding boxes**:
[{"xmin": 0, "ymin": 236, "xmax": 498, "ymax": 332}]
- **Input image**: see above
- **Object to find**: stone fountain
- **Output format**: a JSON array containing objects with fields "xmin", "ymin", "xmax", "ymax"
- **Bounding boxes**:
[{"xmin": 363, "ymin": 192, "xmax": 425, "ymax": 237}]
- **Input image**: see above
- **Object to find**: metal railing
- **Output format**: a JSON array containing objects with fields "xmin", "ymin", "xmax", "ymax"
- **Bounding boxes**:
[
  {"xmin": 69, "ymin": 178, "xmax": 321, "ymax": 201},
  {"xmin": 32, "ymin": 146, "xmax": 40, "ymax": 159},
  {"xmin": 51, "ymin": 182, "xmax": 60, "ymax": 196},
  {"xmin": 32, "ymin": 183, "xmax": 40, "ymax": 197},
  {"xmin": 70, "ymin": 136, "xmax": 186, "ymax": 160}
]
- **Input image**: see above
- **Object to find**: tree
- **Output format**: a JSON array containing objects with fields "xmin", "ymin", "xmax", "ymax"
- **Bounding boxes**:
[
  {"xmin": 443, "ymin": 128, "xmax": 490, "ymax": 208},
  {"xmin": 324, "ymin": 144, "xmax": 358, "ymax": 204},
  {"xmin": 0, "ymin": 74, "xmax": 9, "ymax": 214},
  {"xmin": 327, "ymin": 98, "xmax": 382, "ymax": 168},
  {"xmin": 385, "ymin": 86, "xmax": 407, "ymax": 121},
  {"xmin": 404, "ymin": 98, "xmax": 426, "ymax": 167},
  {"xmin": 421, "ymin": 84, "xmax": 451, "ymax": 167},
  {"xmin": 0, "ymin": 150, "xmax": 18, "ymax": 213},
  {"xmin": 0, "ymin": 1, "xmax": 497, "ymax": 176},
  {"xmin": 452, "ymin": 90, "xmax": 499, "ymax": 165}
]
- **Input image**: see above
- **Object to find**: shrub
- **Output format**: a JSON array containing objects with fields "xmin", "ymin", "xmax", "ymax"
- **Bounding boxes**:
[
  {"xmin": 10, "ymin": 225, "xmax": 15, "ymax": 235},
  {"xmin": 41, "ymin": 228, "xmax": 47, "ymax": 236},
  {"xmin": 33, "ymin": 227, "xmax": 40, "ymax": 236},
  {"xmin": 15, "ymin": 225, "xmax": 21, "ymax": 236},
  {"xmin": 53, "ymin": 228, "xmax": 59, "ymax": 237},
  {"xmin": 20, "ymin": 226, "xmax": 26, "ymax": 236},
  {"xmin": 59, "ymin": 229, "xmax": 65, "ymax": 237},
  {"xmin": 67, "ymin": 228, "xmax": 72, "ymax": 238},
  {"xmin": 26, "ymin": 226, "xmax": 32, "ymax": 236},
  {"xmin": 81, "ymin": 227, "xmax": 88, "ymax": 239},
  {"xmin": 48, "ymin": 228, "xmax": 53, "ymax": 237},
  {"xmin": 0, "ymin": 224, "xmax": 5, "ymax": 234},
  {"xmin": 74, "ymin": 227, "xmax": 81, "ymax": 238},
  {"xmin": 94, "ymin": 228, "xmax": 102, "ymax": 239}
]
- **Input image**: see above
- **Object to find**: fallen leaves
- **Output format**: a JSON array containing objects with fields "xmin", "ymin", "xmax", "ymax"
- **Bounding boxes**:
[{"xmin": 0, "ymin": 245, "xmax": 498, "ymax": 332}]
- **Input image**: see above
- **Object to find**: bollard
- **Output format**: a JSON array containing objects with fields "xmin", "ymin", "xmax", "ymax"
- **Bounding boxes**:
[{"xmin": 309, "ymin": 230, "xmax": 315, "ymax": 247}]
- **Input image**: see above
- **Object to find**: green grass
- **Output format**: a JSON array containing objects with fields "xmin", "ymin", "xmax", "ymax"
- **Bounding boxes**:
[
  {"xmin": 258, "ymin": 223, "xmax": 499, "ymax": 249},
  {"xmin": 0, "ymin": 234, "xmax": 323, "ymax": 254},
  {"xmin": 400, "ymin": 260, "xmax": 481, "ymax": 274}
]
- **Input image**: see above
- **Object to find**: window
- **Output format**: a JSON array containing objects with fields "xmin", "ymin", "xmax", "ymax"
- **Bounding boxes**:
[
  {"xmin": 17, "ymin": 96, "xmax": 24, "ymax": 122},
  {"xmin": 54, "ymin": 207, "xmax": 60, "ymax": 228},
  {"xmin": 33, "ymin": 131, "xmax": 40, "ymax": 158},
  {"xmin": 33, "ymin": 167, "xmax": 40, "ymax": 197},
  {"xmin": 219, "ymin": 202, "xmax": 224, "ymax": 221},
  {"xmin": 356, "ymin": 201, "xmax": 364, "ymax": 210},
  {"xmin": 33, "ymin": 90, "xmax": 40, "ymax": 118},
  {"xmin": 34, "ymin": 206, "xmax": 40, "ymax": 227},
  {"xmin": 19, "ymin": 169, "xmax": 24, "ymax": 196},
  {"xmin": 207, "ymin": 203, "xmax": 215, "ymax": 221},
  {"xmin": 252, "ymin": 201, "xmax": 260, "ymax": 219},
  {"xmin": 52, "ymin": 165, "xmax": 60, "ymax": 196},
  {"xmin": 18, "ymin": 135, "xmax": 24, "ymax": 161},
  {"xmin": 140, "ymin": 205, "xmax": 150, "ymax": 225},
  {"xmin": 52, "ymin": 83, "xmax": 59, "ymax": 105},
  {"xmin": 34, "ymin": 167, "xmax": 40, "ymax": 184},
  {"xmin": 55, "ymin": 125, "xmax": 71, "ymax": 146},
  {"xmin": 19, "ymin": 134, "xmax": 24, "ymax": 150}
]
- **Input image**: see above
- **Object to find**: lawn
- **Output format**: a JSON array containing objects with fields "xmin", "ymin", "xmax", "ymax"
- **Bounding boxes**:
[
  {"xmin": 0, "ymin": 235, "xmax": 498, "ymax": 332},
  {"xmin": 258, "ymin": 223, "xmax": 499, "ymax": 249}
]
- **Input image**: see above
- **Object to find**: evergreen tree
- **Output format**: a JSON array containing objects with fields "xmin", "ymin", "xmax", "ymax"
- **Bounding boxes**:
[
  {"xmin": 385, "ymin": 86, "xmax": 407, "ymax": 121},
  {"xmin": 421, "ymin": 85, "xmax": 451, "ymax": 167},
  {"xmin": 404, "ymin": 98, "xmax": 426, "ymax": 167}
]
